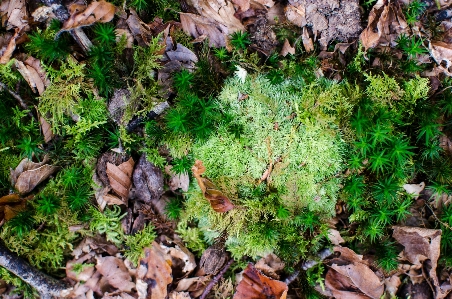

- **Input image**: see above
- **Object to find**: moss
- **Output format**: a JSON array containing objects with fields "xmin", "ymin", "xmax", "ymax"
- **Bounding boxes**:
[{"xmin": 178, "ymin": 74, "xmax": 349, "ymax": 260}]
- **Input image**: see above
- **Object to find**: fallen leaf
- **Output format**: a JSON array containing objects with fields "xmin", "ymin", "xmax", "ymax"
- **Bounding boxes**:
[
  {"xmin": 199, "ymin": 245, "xmax": 229, "ymax": 276},
  {"xmin": 360, "ymin": 0, "xmax": 408, "ymax": 50},
  {"xmin": 385, "ymin": 275, "xmax": 401, "ymax": 299},
  {"xmin": 301, "ymin": 27, "xmax": 314, "ymax": 52},
  {"xmin": 176, "ymin": 276, "xmax": 212, "ymax": 298},
  {"xmin": 430, "ymin": 41, "xmax": 452, "ymax": 70},
  {"xmin": 161, "ymin": 239, "xmax": 196, "ymax": 277},
  {"xmin": 115, "ymin": 28, "xmax": 134, "ymax": 48},
  {"xmin": 180, "ymin": 13, "xmax": 228, "ymax": 48},
  {"xmin": 39, "ymin": 116, "xmax": 54, "ymax": 143},
  {"xmin": 31, "ymin": 6, "xmax": 55, "ymax": 23},
  {"xmin": 169, "ymin": 291, "xmax": 191, "ymax": 299},
  {"xmin": 96, "ymin": 256, "xmax": 135, "ymax": 293},
  {"xmin": 137, "ymin": 242, "xmax": 173, "ymax": 299},
  {"xmin": 11, "ymin": 156, "xmax": 59, "ymax": 195},
  {"xmin": 126, "ymin": 9, "xmax": 154, "ymax": 46},
  {"xmin": 393, "ymin": 226, "xmax": 449, "ymax": 299},
  {"xmin": 0, "ymin": 0, "xmax": 29, "ymax": 31},
  {"xmin": 192, "ymin": 160, "xmax": 234, "ymax": 213},
  {"xmin": 284, "ymin": 3, "xmax": 306, "ymax": 27},
  {"xmin": 58, "ymin": 1, "xmax": 116, "ymax": 34},
  {"xmin": 188, "ymin": 0, "xmax": 244, "ymax": 32},
  {"xmin": 0, "ymin": 193, "xmax": 27, "ymax": 221},
  {"xmin": 325, "ymin": 246, "xmax": 384, "ymax": 299},
  {"xmin": 328, "ymin": 228, "xmax": 345, "ymax": 246},
  {"xmin": 0, "ymin": 28, "xmax": 19, "ymax": 64},
  {"xmin": 233, "ymin": 263, "xmax": 288, "ymax": 299},
  {"xmin": 280, "ymin": 38, "xmax": 295, "ymax": 56},
  {"xmin": 403, "ymin": 182, "xmax": 425, "ymax": 198},
  {"xmin": 255, "ymin": 253, "xmax": 285, "ymax": 280},
  {"xmin": 132, "ymin": 154, "xmax": 164, "ymax": 203},
  {"xmin": 106, "ymin": 157, "xmax": 135, "ymax": 202},
  {"xmin": 165, "ymin": 165, "xmax": 190, "ymax": 192},
  {"xmin": 15, "ymin": 60, "xmax": 45, "ymax": 95}
]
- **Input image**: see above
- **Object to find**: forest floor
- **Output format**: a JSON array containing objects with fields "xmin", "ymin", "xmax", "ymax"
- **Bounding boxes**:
[{"xmin": 2, "ymin": 0, "xmax": 452, "ymax": 298}]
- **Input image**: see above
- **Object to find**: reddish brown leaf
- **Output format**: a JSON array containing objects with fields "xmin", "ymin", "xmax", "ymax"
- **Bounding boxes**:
[
  {"xmin": 106, "ymin": 157, "xmax": 134, "ymax": 201},
  {"xmin": 255, "ymin": 253, "xmax": 285, "ymax": 280},
  {"xmin": 59, "ymin": 1, "xmax": 116, "ymax": 33},
  {"xmin": 96, "ymin": 256, "xmax": 135, "ymax": 293},
  {"xmin": 233, "ymin": 263, "xmax": 288, "ymax": 299},
  {"xmin": 137, "ymin": 241, "xmax": 173, "ymax": 299},
  {"xmin": 0, "ymin": 193, "xmax": 27, "ymax": 221},
  {"xmin": 192, "ymin": 160, "xmax": 234, "ymax": 213}
]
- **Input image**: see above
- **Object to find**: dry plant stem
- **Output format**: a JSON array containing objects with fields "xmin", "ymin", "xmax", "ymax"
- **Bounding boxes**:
[
  {"xmin": 284, "ymin": 248, "xmax": 333, "ymax": 285},
  {"xmin": 0, "ymin": 242, "xmax": 68, "ymax": 299},
  {"xmin": 199, "ymin": 259, "xmax": 234, "ymax": 299},
  {"xmin": 0, "ymin": 81, "xmax": 34, "ymax": 119},
  {"xmin": 425, "ymin": 203, "xmax": 452, "ymax": 230}
]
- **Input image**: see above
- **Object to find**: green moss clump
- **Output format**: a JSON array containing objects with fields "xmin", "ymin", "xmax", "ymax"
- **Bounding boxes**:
[{"xmin": 179, "ymin": 74, "xmax": 351, "ymax": 260}]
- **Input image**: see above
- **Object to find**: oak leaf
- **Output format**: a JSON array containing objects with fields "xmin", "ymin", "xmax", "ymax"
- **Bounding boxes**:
[
  {"xmin": 233, "ymin": 263, "xmax": 288, "ymax": 299},
  {"xmin": 192, "ymin": 160, "xmax": 234, "ymax": 213},
  {"xmin": 106, "ymin": 157, "xmax": 134, "ymax": 202},
  {"xmin": 59, "ymin": 1, "xmax": 116, "ymax": 33}
]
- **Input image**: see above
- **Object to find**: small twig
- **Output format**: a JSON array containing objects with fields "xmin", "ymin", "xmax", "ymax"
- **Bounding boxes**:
[
  {"xmin": 199, "ymin": 259, "xmax": 234, "ymax": 299},
  {"xmin": 425, "ymin": 202, "xmax": 452, "ymax": 230},
  {"xmin": 284, "ymin": 248, "xmax": 333, "ymax": 285},
  {"xmin": 0, "ymin": 81, "xmax": 35, "ymax": 119}
]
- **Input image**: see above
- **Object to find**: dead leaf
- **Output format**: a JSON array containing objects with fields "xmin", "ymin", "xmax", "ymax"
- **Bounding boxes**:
[
  {"xmin": 430, "ymin": 41, "xmax": 452, "ymax": 70},
  {"xmin": 301, "ymin": 27, "xmax": 314, "ymax": 53},
  {"xmin": 393, "ymin": 226, "xmax": 449, "ymax": 299},
  {"xmin": 192, "ymin": 160, "xmax": 234, "ymax": 213},
  {"xmin": 126, "ymin": 9, "xmax": 154, "ymax": 46},
  {"xmin": 31, "ymin": 6, "xmax": 55, "ymax": 23},
  {"xmin": 161, "ymin": 239, "xmax": 196, "ymax": 277},
  {"xmin": 233, "ymin": 263, "xmax": 288, "ymax": 299},
  {"xmin": 199, "ymin": 245, "xmax": 229, "ymax": 276},
  {"xmin": 115, "ymin": 28, "xmax": 133, "ymax": 48},
  {"xmin": 328, "ymin": 228, "xmax": 345, "ymax": 246},
  {"xmin": 188, "ymin": 0, "xmax": 244, "ymax": 32},
  {"xmin": 284, "ymin": 4, "xmax": 306, "ymax": 27},
  {"xmin": 169, "ymin": 291, "xmax": 191, "ymax": 299},
  {"xmin": 280, "ymin": 38, "xmax": 295, "ymax": 56},
  {"xmin": 325, "ymin": 246, "xmax": 384, "ymax": 299},
  {"xmin": 255, "ymin": 253, "xmax": 285, "ymax": 280},
  {"xmin": 11, "ymin": 156, "xmax": 58, "ymax": 195},
  {"xmin": 176, "ymin": 276, "xmax": 212, "ymax": 298},
  {"xmin": 165, "ymin": 165, "xmax": 189, "ymax": 192},
  {"xmin": 39, "ymin": 116, "xmax": 54, "ymax": 143},
  {"xmin": 360, "ymin": 0, "xmax": 408, "ymax": 50},
  {"xmin": 0, "ymin": 0, "xmax": 29, "ymax": 31},
  {"xmin": 0, "ymin": 193, "xmax": 27, "ymax": 221},
  {"xmin": 385, "ymin": 275, "xmax": 401, "ymax": 298},
  {"xmin": 58, "ymin": 1, "xmax": 116, "ymax": 34},
  {"xmin": 132, "ymin": 154, "xmax": 164, "ymax": 203},
  {"xmin": 95, "ymin": 256, "xmax": 135, "ymax": 293},
  {"xmin": 180, "ymin": 13, "xmax": 228, "ymax": 48},
  {"xmin": 15, "ymin": 60, "xmax": 45, "ymax": 95},
  {"xmin": 137, "ymin": 242, "xmax": 173, "ymax": 299},
  {"xmin": 403, "ymin": 182, "xmax": 425, "ymax": 198},
  {"xmin": 106, "ymin": 157, "xmax": 134, "ymax": 202},
  {"xmin": 0, "ymin": 28, "xmax": 19, "ymax": 64}
]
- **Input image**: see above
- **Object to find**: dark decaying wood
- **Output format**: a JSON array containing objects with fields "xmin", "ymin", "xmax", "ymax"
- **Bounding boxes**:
[{"xmin": 0, "ymin": 242, "xmax": 68, "ymax": 299}]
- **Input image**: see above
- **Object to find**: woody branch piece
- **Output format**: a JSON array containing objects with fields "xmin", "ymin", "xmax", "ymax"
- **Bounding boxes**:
[
  {"xmin": 0, "ymin": 242, "xmax": 69, "ymax": 299},
  {"xmin": 199, "ymin": 258, "xmax": 234, "ymax": 299}
]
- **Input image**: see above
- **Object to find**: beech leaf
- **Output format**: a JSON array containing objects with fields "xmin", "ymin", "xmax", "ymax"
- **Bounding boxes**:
[
  {"xmin": 11, "ymin": 156, "xmax": 59, "ymax": 195},
  {"xmin": 192, "ymin": 160, "xmax": 234, "ymax": 213},
  {"xmin": 137, "ymin": 241, "xmax": 173, "ymax": 299},
  {"xmin": 233, "ymin": 263, "xmax": 288, "ymax": 299},
  {"xmin": 106, "ymin": 157, "xmax": 134, "ymax": 201}
]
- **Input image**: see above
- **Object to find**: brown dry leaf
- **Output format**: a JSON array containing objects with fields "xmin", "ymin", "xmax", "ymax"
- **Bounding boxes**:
[
  {"xmin": 169, "ymin": 291, "xmax": 191, "ymax": 299},
  {"xmin": 325, "ymin": 246, "xmax": 384, "ymax": 299},
  {"xmin": 11, "ymin": 156, "xmax": 59, "ymax": 195},
  {"xmin": 255, "ymin": 253, "xmax": 285, "ymax": 280},
  {"xmin": 126, "ymin": 9, "xmax": 154, "ymax": 46},
  {"xmin": 302, "ymin": 27, "xmax": 314, "ymax": 53},
  {"xmin": 106, "ymin": 157, "xmax": 134, "ymax": 201},
  {"xmin": 233, "ymin": 263, "xmax": 288, "ymax": 299},
  {"xmin": 59, "ymin": 1, "xmax": 116, "ymax": 33},
  {"xmin": 180, "ymin": 13, "xmax": 228, "ymax": 48},
  {"xmin": 385, "ymin": 275, "xmax": 401, "ymax": 299},
  {"xmin": 39, "ymin": 116, "xmax": 54, "ymax": 143},
  {"xmin": 0, "ymin": 28, "xmax": 19, "ymax": 64},
  {"xmin": 188, "ymin": 0, "xmax": 244, "ymax": 32},
  {"xmin": 284, "ymin": 4, "xmax": 306, "ymax": 27},
  {"xmin": 199, "ymin": 245, "xmax": 229, "ymax": 276},
  {"xmin": 360, "ymin": 0, "xmax": 408, "ymax": 50},
  {"xmin": 327, "ymin": 228, "xmax": 345, "ymax": 246},
  {"xmin": 137, "ymin": 242, "xmax": 173, "ymax": 299},
  {"xmin": 115, "ymin": 29, "xmax": 133, "ymax": 48},
  {"xmin": 15, "ymin": 60, "xmax": 44, "ymax": 95},
  {"xmin": 175, "ymin": 276, "xmax": 212, "ymax": 298},
  {"xmin": 95, "ymin": 256, "xmax": 135, "ymax": 293},
  {"xmin": 132, "ymin": 154, "xmax": 164, "ymax": 204},
  {"xmin": 430, "ymin": 41, "xmax": 452, "ymax": 70},
  {"xmin": 0, "ymin": 194, "xmax": 26, "ymax": 221},
  {"xmin": 393, "ymin": 226, "xmax": 449, "ymax": 299},
  {"xmin": 0, "ymin": 0, "xmax": 28, "ymax": 31},
  {"xmin": 161, "ymin": 239, "xmax": 196, "ymax": 277},
  {"xmin": 165, "ymin": 165, "xmax": 189, "ymax": 192},
  {"xmin": 280, "ymin": 38, "xmax": 295, "ymax": 57},
  {"xmin": 192, "ymin": 160, "xmax": 234, "ymax": 213}
]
